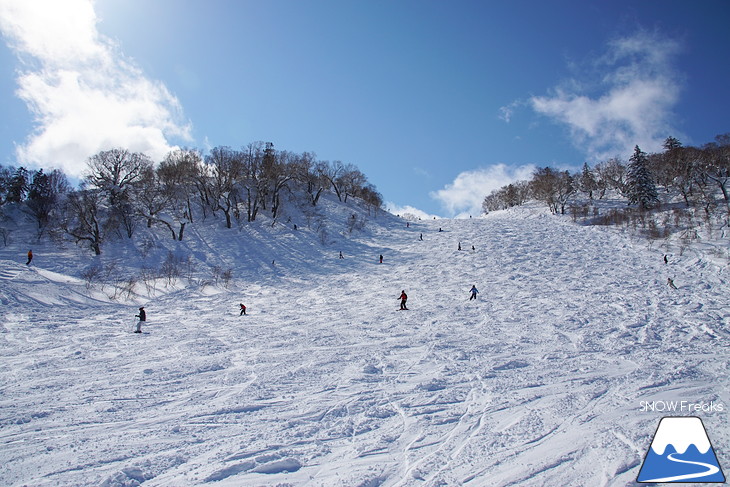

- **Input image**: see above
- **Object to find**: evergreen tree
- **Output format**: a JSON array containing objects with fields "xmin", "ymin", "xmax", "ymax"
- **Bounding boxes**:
[
  {"xmin": 27, "ymin": 170, "xmax": 53, "ymax": 229},
  {"xmin": 625, "ymin": 145, "xmax": 659, "ymax": 209},
  {"xmin": 577, "ymin": 162, "xmax": 598, "ymax": 200},
  {"xmin": 27, "ymin": 169, "xmax": 70, "ymax": 230},
  {"xmin": 6, "ymin": 167, "xmax": 29, "ymax": 203},
  {"xmin": 663, "ymin": 136, "xmax": 683, "ymax": 151}
]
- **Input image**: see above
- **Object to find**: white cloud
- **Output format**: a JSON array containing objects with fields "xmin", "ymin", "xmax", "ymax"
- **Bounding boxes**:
[
  {"xmin": 386, "ymin": 202, "xmax": 440, "ymax": 221},
  {"xmin": 430, "ymin": 164, "xmax": 535, "ymax": 218},
  {"xmin": 529, "ymin": 30, "xmax": 682, "ymax": 161},
  {"xmin": 498, "ymin": 100, "xmax": 523, "ymax": 123},
  {"xmin": 0, "ymin": 0, "xmax": 191, "ymax": 176}
]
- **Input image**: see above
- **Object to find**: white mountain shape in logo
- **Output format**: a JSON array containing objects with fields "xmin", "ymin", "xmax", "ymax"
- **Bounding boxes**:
[{"xmin": 650, "ymin": 417, "xmax": 711, "ymax": 455}]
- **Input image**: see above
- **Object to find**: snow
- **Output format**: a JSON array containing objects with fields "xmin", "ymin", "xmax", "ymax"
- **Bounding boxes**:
[{"xmin": 1, "ymin": 200, "xmax": 729, "ymax": 486}]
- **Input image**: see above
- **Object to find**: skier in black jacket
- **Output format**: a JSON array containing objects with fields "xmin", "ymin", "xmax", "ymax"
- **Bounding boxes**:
[{"xmin": 134, "ymin": 307, "xmax": 146, "ymax": 333}]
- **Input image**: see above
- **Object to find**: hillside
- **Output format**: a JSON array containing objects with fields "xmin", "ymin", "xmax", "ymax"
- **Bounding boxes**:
[{"xmin": 1, "ymin": 201, "xmax": 729, "ymax": 486}]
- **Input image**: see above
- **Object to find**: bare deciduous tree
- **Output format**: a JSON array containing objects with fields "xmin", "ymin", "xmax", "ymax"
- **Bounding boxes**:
[
  {"xmin": 62, "ymin": 189, "xmax": 108, "ymax": 255},
  {"xmin": 205, "ymin": 146, "xmax": 243, "ymax": 228},
  {"xmin": 85, "ymin": 148, "xmax": 152, "ymax": 207},
  {"xmin": 158, "ymin": 149, "xmax": 204, "ymax": 239},
  {"xmin": 531, "ymin": 167, "xmax": 574, "ymax": 214}
]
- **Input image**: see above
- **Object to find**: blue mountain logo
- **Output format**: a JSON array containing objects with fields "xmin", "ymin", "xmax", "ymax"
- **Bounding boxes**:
[{"xmin": 638, "ymin": 416, "xmax": 725, "ymax": 483}]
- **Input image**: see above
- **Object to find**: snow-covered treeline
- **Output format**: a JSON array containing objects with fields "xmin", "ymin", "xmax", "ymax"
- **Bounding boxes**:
[
  {"xmin": 483, "ymin": 134, "xmax": 730, "ymax": 216},
  {"xmin": 0, "ymin": 143, "xmax": 383, "ymax": 255}
]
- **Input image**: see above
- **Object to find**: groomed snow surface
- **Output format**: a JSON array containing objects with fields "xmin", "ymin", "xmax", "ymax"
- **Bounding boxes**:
[{"xmin": 1, "ymin": 204, "xmax": 729, "ymax": 486}]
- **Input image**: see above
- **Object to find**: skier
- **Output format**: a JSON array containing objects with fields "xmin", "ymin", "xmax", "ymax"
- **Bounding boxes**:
[
  {"xmin": 134, "ymin": 307, "xmax": 146, "ymax": 333},
  {"xmin": 26, "ymin": 249, "xmax": 33, "ymax": 265},
  {"xmin": 667, "ymin": 278, "xmax": 678, "ymax": 290},
  {"xmin": 239, "ymin": 303, "xmax": 247, "ymax": 316},
  {"xmin": 469, "ymin": 285, "xmax": 479, "ymax": 300},
  {"xmin": 339, "ymin": 251, "xmax": 344, "ymax": 259},
  {"xmin": 664, "ymin": 254, "xmax": 668, "ymax": 264},
  {"xmin": 399, "ymin": 290, "xmax": 408, "ymax": 310},
  {"xmin": 419, "ymin": 233, "xmax": 423, "ymax": 241},
  {"xmin": 458, "ymin": 242, "xmax": 462, "ymax": 251},
  {"xmin": 379, "ymin": 254, "xmax": 383, "ymax": 264}
]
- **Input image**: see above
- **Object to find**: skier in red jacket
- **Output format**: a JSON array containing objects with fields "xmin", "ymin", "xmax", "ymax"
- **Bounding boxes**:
[{"xmin": 399, "ymin": 290, "xmax": 408, "ymax": 310}]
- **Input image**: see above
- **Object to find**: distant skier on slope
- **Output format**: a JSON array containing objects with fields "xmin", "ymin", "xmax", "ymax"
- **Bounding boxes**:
[
  {"xmin": 667, "ymin": 277, "xmax": 678, "ymax": 290},
  {"xmin": 469, "ymin": 285, "xmax": 479, "ymax": 300},
  {"xmin": 26, "ymin": 249, "xmax": 33, "ymax": 265},
  {"xmin": 399, "ymin": 290, "xmax": 408, "ymax": 310},
  {"xmin": 134, "ymin": 307, "xmax": 146, "ymax": 333},
  {"xmin": 379, "ymin": 254, "xmax": 383, "ymax": 264},
  {"xmin": 239, "ymin": 303, "xmax": 247, "ymax": 316}
]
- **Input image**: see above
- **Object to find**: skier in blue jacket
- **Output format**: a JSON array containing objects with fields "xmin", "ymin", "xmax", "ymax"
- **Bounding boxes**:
[{"xmin": 469, "ymin": 285, "xmax": 479, "ymax": 300}]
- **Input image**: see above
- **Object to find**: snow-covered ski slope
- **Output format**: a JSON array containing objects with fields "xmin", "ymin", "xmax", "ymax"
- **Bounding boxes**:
[{"xmin": 1, "ymin": 206, "xmax": 728, "ymax": 486}]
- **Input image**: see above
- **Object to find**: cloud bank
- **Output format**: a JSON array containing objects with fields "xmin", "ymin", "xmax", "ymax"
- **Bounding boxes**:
[
  {"xmin": 529, "ymin": 30, "xmax": 683, "ymax": 161},
  {"xmin": 431, "ymin": 164, "xmax": 535, "ymax": 218},
  {"xmin": 386, "ymin": 203, "xmax": 441, "ymax": 221},
  {"xmin": 0, "ymin": 0, "xmax": 191, "ymax": 176}
]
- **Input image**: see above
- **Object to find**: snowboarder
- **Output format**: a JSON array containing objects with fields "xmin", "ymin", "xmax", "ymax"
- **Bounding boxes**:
[
  {"xmin": 26, "ymin": 249, "xmax": 33, "ymax": 265},
  {"xmin": 471, "ymin": 245, "xmax": 475, "ymax": 251},
  {"xmin": 134, "ymin": 307, "xmax": 146, "ymax": 333},
  {"xmin": 239, "ymin": 303, "xmax": 247, "ymax": 316},
  {"xmin": 419, "ymin": 233, "xmax": 423, "ymax": 241},
  {"xmin": 399, "ymin": 290, "xmax": 408, "ymax": 310},
  {"xmin": 379, "ymin": 254, "xmax": 383, "ymax": 264},
  {"xmin": 667, "ymin": 278, "xmax": 678, "ymax": 290},
  {"xmin": 469, "ymin": 285, "xmax": 479, "ymax": 300}
]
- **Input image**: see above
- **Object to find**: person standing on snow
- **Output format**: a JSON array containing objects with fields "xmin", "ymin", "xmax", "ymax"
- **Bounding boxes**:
[
  {"xmin": 26, "ymin": 249, "xmax": 33, "ymax": 265},
  {"xmin": 239, "ymin": 303, "xmax": 247, "ymax": 316},
  {"xmin": 469, "ymin": 285, "xmax": 479, "ymax": 300},
  {"xmin": 134, "ymin": 307, "xmax": 146, "ymax": 333},
  {"xmin": 399, "ymin": 290, "xmax": 408, "ymax": 310}
]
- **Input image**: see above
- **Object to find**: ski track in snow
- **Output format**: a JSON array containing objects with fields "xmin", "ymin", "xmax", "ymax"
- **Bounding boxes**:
[{"xmin": 1, "ymin": 208, "xmax": 729, "ymax": 486}]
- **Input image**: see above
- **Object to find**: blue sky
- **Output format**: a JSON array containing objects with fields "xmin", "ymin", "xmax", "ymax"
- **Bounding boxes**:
[{"xmin": 0, "ymin": 0, "xmax": 728, "ymax": 217}]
